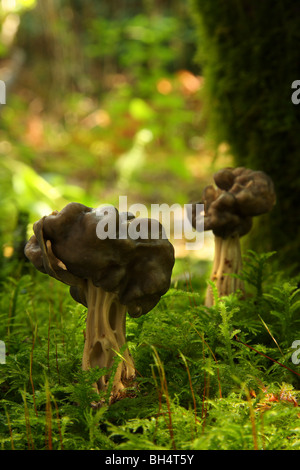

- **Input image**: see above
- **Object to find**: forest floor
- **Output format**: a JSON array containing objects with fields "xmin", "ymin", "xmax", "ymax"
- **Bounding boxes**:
[{"xmin": 1, "ymin": 66, "xmax": 300, "ymax": 451}]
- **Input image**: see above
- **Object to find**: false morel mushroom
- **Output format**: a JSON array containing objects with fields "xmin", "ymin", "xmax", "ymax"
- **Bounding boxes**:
[
  {"xmin": 25, "ymin": 202, "xmax": 175, "ymax": 403},
  {"xmin": 191, "ymin": 167, "xmax": 276, "ymax": 307}
]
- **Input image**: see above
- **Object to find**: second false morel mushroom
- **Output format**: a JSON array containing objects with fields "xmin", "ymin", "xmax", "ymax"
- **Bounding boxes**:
[
  {"xmin": 191, "ymin": 167, "xmax": 276, "ymax": 307},
  {"xmin": 25, "ymin": 202, "xmax": 175, "ymax": 402}
]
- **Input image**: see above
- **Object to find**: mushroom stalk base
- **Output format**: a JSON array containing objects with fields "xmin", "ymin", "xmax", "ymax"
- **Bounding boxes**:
[
  {"xmin": 205, "ymin": 233, "xmax": 244, "ymax": 307},
  {"xmin": 82, "ymin": 280, "xmax": 136, "ymax": 403}
]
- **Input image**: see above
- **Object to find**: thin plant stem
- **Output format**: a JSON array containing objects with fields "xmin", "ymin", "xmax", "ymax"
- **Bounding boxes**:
[
  {"xmin": 55, "ymin": 335, "xmax": 60, "ymax": 384},
  {"xmin": 190, "ymin": 322, "xmax": 222, "ymax": 398},
  {"xmin": 47, "ymin": 308, "xmax": 51, "ymax": 372},
  {"xmin": 243, "ymin": 385, "xmax": 259, "ymax": 450},
  {"xmin": 179, "ymin": 352, "xmax": 199, "ymax": 436},
  {"xmin": 51, "ymin": 391, "xmax": 64, "ymax": 450},
  {"xmin": 21, "ymin": 389, "xmax": 34, "ymax": 450},
  {"xmin": 234, "ymin": 335, "xmax": 300, "ymax": 378},
  {"xmin": 45, "ymin": 379, "xmax": 53, "ymax": 450},
  {"xmin": 152, "ymin": 347, "xmax": 176, "ymax": 450},
  {"xmin": 4, "ymin": 407, "xmax": 15, "ymax": 450},
  {"xmin": 30, "ymin": 324, "xmax": 38, "ymax": 417}
]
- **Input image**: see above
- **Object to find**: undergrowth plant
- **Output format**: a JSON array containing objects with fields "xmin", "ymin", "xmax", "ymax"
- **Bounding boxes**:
[{"xmin": 1, "ymin": 251, "xmax": 300, "ymax": 450}]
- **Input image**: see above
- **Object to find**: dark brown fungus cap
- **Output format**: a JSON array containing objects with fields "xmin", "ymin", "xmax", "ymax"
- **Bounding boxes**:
[
  {"xmin": 191, "ymin": 167, "xmax": 276, "ymax": 239},
  {"xmin": 25, "ymin": 202, "xmax": 175, "ymax": 318}
]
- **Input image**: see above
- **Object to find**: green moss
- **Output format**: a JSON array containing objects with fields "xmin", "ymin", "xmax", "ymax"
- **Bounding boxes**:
[{"xmin": 1, "ymin": 252, "xmax": 300, "ymax": 449}]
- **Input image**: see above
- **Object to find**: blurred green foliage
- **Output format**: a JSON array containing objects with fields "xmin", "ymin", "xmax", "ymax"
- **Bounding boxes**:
[
  {"xmin": 86, "ymin": 13, "xmax": 196, "ymax": 96},
  {"xmin": 1, "ymin": 0, "xmax": 214, "ymax": 272},
  {"xmin": 16, "ymin": 0, "xmax": 198, "ymax": 98},
  {"xmin": 0, "ymin": 0, "xmax": 36, "ymax": 57}
]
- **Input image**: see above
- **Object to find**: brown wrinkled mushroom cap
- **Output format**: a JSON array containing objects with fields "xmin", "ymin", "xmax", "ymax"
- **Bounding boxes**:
[
  {"xmin": 192, "ymin": 167, "xmax": 276, "ymax": 239},
  {"xmin": 25, "ymin": 202, "xmax": 175, "ymax": 317}
]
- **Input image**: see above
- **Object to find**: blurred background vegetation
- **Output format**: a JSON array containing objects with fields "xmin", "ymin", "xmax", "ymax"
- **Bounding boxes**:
[
  {"xmin": 0, "ymin": 0, "xmax": 224, "ymax": 276},
  {"xmin": 191, "ymin": 0, "xmax": 300, "ymax": 273},
  {"xmin": 0, "ymin": 0, "xmax": 299, "ymax": 278}
]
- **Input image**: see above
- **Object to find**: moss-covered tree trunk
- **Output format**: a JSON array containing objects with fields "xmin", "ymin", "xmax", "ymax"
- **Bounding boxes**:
[{"xmin": 191, "ymin": 0, "xmax": 300, "ymax": 271}]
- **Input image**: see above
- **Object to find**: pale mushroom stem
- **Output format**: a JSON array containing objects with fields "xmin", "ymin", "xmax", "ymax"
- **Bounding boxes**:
[
  {"xmin": 82, "ymin": 279, "xmax": 136, "ymax": 401},
  {"xmin": 205, "ymin": 233, "xmax": 244, "ymax": 307}
]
